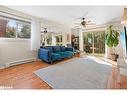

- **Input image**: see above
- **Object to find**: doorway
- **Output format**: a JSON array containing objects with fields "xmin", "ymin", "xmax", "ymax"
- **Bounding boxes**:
[{"xmin": 83, "ymin": 31, "xmax": 105, "ymax": 57}]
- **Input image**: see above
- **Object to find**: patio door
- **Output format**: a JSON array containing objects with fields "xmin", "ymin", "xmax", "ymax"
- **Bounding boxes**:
[{"xmin": 83, "ymin": 31, "xmax": 105, "ymax": 57}]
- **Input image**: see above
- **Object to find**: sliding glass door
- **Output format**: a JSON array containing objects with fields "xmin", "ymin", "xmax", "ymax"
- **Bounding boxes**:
[{"xmin": 83, "ymin": 31, "xmax": 105, "ymax": 57}]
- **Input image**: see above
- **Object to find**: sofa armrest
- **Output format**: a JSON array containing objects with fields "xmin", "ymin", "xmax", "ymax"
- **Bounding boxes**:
[
  {"xmin": 66, "ymin": 47, "xmax": 75, "ymax": 52},
  {"xmin": 38, "ymin": 48, "xmax": 52, "ymax": 62}
]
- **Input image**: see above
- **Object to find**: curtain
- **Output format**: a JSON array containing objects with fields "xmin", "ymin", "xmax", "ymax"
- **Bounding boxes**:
[{"xmin": 31, "ymin": 19, "xmax": 41, "ymax": 51}]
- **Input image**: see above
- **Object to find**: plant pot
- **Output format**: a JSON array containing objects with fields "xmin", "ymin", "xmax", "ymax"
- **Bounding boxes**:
[{"xmin": 111, "ymin": 53, "xmax": 119, "ymax": 61}]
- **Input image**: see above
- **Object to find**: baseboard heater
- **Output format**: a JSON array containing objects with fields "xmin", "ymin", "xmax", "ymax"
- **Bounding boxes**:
[{"xmin": 5, "ymin": 58, "xmax": 36, "ymax": 68}]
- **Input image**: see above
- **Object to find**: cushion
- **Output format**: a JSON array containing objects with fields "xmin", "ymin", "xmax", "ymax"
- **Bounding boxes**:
[
  {"xmin": 44, "ymin": 46, "xmax": 53, "ymax": 53},
  {"xmin": 60, "ymin": 46, "xmax": 66, "ymax": 52},
  {"xmin": 66, "ymin": 47, "xmax": 74, "ymax": 51},
  {"xmin": 52, "ymin": 46, "xmax": 61, "ymax": 53},
  {"xmin": 51, "ymin": 53, "xmax": 61, "ymax": 61},
  {"xmin": 57, "ymin": 52, "xmax": 67, "ymax": 58},
  {"xmin": 65, "ymin": 51, "xmax": 74, "ymax": 55},
  {"xmin": 57, "ymin": 51, "xmax": 73, "ymax": 58},
  {"xmin": 64, "ymin": 51, "xmax": 74, "ymax": 57}
]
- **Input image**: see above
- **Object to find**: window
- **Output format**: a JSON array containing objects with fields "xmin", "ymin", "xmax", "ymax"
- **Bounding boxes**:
[
  {"xmin": 83, "ymin": 31, "xmax": 105, "ymax": 57},
  {"xmin": 40, "ymin": 33, "xmax": 52, "ymax": 46},
  {"xmin": 0, "ymin": 16, "xmax": 31, "ymax": 39},
  {"xmin": 6, "ymin": 19, "xmax": 16, "ymax": 38},
  {"xmin": 55, "ymin": 34, "xmax": 62, "ymax": 46},
  {"xmin": 17, "ymin": 21, "xmax": 31, "ymax": 38},
  {"xmin": 40, "ymin": 32, "xmax": 63, "ymax": 46},
  {"xmin": 46, "ymin": 33, "xmax": 52, "ymax": 45}
]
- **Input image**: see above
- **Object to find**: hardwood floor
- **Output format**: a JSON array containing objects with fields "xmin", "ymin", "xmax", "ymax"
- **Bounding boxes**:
[
  {"xmin": 0, "ymin": 61, "xmax": 51, "ymax": 89},
  {"xmin": 0, "ymin": 57, "xmax": 127, "ymax": 89}
]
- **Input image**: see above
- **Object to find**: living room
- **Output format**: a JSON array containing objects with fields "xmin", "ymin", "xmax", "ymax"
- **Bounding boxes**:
[{"xmin": 0, "ymin": 4, "xmax": 127, "ymax": 91}]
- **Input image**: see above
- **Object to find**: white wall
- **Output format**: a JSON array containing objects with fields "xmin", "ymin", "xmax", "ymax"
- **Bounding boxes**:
[
  {"xmin": 0, "ymin": 6, "xmax": 71, "ymax": 69},
  {"xmin": 0, "ymin": 39, "xmax": 37, "ymax": 68},
  {"xmin": 0, "ymin": 6, "xmax": 38, "ymax": 69},
  {"xmin": 62, "ymin": 28, "xmax": 72, "ymax": 46},
  {"xmin": 66, "ymin": 30, "xmax": 72, "ymax": 45},
  {"xmin": 79, "ymin": 30, "xmax": 84, "ymax": 51}
]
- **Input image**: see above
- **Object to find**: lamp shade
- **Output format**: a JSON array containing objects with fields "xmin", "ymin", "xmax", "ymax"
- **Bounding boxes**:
[{"xmin": 121, "ymin": 8, "xmax": 127, "ymax": 25}]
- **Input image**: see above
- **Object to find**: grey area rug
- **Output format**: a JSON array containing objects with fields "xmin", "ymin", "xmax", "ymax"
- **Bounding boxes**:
[{"xmin": 34, "ymin": 56, "xmax": 112, "ymax": 89}]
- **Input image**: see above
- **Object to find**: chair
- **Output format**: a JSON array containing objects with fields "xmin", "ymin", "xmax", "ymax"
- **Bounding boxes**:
[{"xmin": 117, "ymin": 56, "xmax": 127, "ymax": 82}]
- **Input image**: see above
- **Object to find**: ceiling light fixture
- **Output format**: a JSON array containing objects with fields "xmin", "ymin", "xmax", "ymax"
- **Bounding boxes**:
[
  {"xmin": 81, "ymin": 18, "xmax": 86, "ymax": 27},
  {"xmin": 44, "ymin": 28, "xmax": 48, "ymax": 33}
]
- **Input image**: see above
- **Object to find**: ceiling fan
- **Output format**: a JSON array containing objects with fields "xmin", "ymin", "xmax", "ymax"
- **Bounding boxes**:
[{"xmin": 74, "ymin": 17, "xmax": 96, "ymax": 27}]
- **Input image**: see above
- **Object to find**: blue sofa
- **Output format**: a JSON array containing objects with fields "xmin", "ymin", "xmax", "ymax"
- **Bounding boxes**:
[{"xmin": 38, "ymin": 46, "xmax": 74, "ymax": 64}]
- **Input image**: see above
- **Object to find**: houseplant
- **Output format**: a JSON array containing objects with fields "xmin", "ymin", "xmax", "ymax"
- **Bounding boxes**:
[{"xmin": 105, "ymin": 25, "xmax": 119, "ymax": 61}]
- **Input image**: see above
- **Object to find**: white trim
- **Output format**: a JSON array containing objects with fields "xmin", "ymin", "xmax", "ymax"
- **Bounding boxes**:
[
  {"xmin": 5, "ymin": 58, "xmax": 36, "ymax": 68},
  {"xmin": 82, "ymin": 27, "xmax": 106, "ymax": 32},
  {"xmin": 0, "ymin": 38, "xmax": 30, "ymax": 40},
  {"xmin": 0, "ymin": 11, "xmax": 31, "ymax": 23},
  {"xmin": 0, "ymin": 38, "xmax": 31, "ymax": 43}
]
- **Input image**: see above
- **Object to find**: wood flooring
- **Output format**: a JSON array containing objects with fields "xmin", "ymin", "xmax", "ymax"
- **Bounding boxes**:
[{"xmin": 0, "ymin": 57, "xmax": 127, "ymax": 89}]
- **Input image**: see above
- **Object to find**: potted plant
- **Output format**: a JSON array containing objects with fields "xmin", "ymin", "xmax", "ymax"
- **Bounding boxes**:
[{"xmin": 105, "ymin": 25, "xmax": 119, "ymax": 61}]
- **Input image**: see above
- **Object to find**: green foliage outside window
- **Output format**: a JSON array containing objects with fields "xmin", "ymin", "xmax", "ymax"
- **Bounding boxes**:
[
  {"xmin": 0, "ymin": 16, "xmax": 31, "ymax": 39},
  {"xmin": 18, "ymin": 24, "xmax": 31, "ymax": 38},
  {"xmin": 46, "ymin": 34, "xmax": 52, "ymax": 45},
  {"xmin": 55, "ymin": 35, "xmax": 62, "ymax": 46},
  {"xmin": 6, "ymin": 26, "xmax": 16, "ymax": 38}
]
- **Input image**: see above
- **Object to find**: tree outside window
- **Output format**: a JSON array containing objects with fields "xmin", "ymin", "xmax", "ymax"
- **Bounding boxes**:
[
  {"xmin": 46, "ymin": 33, "xmax": 52, "ymax": 45},
  {"xmin": 6, "ymin": 20, "xmax": 16, "ymax": 38},
  {"xmin": 17, "ymin": 23, "xmax": 31, "ymax": 38},
  {"xmin": 0, "ymin": 16, "xmax": 31, "ymax": 39}
]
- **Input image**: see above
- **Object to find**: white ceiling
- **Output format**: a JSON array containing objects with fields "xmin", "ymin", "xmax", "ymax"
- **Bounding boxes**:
[{"xmin": 7, "ymin": 6, "xmax": 124, "ymax": 26}]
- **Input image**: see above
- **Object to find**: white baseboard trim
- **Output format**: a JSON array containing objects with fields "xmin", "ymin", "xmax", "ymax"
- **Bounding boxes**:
[{"xmin": 5, "ymin": 58, "xmax": 37, "ymax": 68}]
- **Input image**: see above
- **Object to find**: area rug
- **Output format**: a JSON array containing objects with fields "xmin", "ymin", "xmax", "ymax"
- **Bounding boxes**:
[{"xmin": 34, "ymin": 56, "xmax": 112, "ymax": 89}]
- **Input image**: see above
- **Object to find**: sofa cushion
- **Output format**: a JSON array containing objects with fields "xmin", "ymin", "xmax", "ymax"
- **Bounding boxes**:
[
  {"xmin": 52, "ymin": 46, "xmax": 61, "ymax": 53},
  {"xmin": 57, "ymin": 51, "xmax": 73, "ymax": 58},
  {"xmin": 44, "ymin": 46, "xmax": 53, "ymax": 53},
  {"xmin": 64, "ymin": 51, "xmax": 74, "ymax": 57},
  {"xmin": 66, "ymin": 47, "xmax": 74, "ymax": 51},
  {"xmin": 65, "ymin": 51, "xmax": 74, "ymax": 55},
  {"xmin": 60, "ymin": 46, "xmax": 66, "ymax": 52},
  {"xmin": 57, "ymin": 52, "xmax": 67, "ymax": 58},
  {"xmin": 51, "ymin": 53, "xmax": 61, "ymax": 61}
]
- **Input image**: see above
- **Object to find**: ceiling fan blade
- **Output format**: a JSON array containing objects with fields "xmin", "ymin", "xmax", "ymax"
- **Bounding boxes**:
[
  {"xmin": 87, "ymin": 20, "xmax": 91, "ymax": 23},
  {"xmin": 73, "ymin": 26, "xmax": 82, "ymax": 29},
  {"xmin": 86, "ymin": 23, "xmax": 96, "ymax": 25},
  {"xmin": 74, "ymin": 22, "xmax": 81, "ymax": 25}
]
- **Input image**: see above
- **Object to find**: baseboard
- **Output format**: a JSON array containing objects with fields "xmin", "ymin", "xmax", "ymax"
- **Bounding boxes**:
[{"xmin": 5, "ymin": 58, "xmax": 37, "ymax": 68}]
